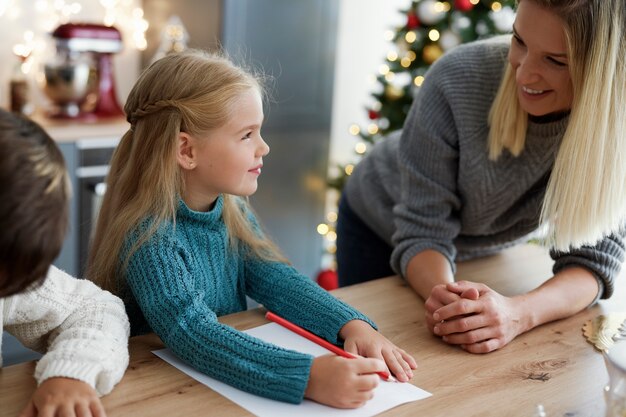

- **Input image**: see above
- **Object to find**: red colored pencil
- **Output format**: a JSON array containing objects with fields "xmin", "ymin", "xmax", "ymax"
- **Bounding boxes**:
[{"xmin": 265, "ymin": 311, "xmax": 395, "ymax": 382}]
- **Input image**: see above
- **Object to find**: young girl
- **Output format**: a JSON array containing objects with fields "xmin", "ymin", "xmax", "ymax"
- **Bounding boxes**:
[
  {"xmin": 88, "ymin": 50, "xmax": 417, "ymax": 408},
  {"xmin": 0, "ymin": 109, "xmax": 129, "ymax": 417},
  {"xmin": 337, "ymin": 0, "xmax": 625, "ymax": 353}
]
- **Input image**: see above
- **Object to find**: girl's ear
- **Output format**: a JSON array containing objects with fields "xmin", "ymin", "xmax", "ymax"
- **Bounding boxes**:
[{"xmin": 177, "ymin": 132, "xmax": 197, "ymax": 170}]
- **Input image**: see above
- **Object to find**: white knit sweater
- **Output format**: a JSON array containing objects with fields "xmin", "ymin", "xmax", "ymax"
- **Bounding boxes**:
[{"xmin": 1, "ymin": 266, "xmax": 129, "ymax": 396}]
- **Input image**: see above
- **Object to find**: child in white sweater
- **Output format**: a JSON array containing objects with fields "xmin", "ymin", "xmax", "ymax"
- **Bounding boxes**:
[{"xmin": 0, "ymin": 109, "xmax": 129, "ymax": 417}]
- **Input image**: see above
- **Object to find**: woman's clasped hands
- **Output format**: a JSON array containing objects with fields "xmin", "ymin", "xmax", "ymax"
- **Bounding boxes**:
[{"xmin": 425, "ymin": 281, "xmax": 530, "ymax": 353}]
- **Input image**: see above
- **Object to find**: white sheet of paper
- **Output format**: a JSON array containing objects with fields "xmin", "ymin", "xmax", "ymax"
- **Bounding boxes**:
[{"xmin": 153, "ymin": 322, "xmax": 431, "ymax": 417}]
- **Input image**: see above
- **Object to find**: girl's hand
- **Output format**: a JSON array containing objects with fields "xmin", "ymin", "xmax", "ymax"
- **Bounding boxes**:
[
  {"xmin": 305, "ymin": 355, "xmax": 385, "ymax": 408},
  {"xmin": 340, "ymin": 320, "xmax": 417, "ymax": 382},
  {"xmin": 432, "ymin": 281, "xmax": 527, "ymax": 353},
  {"xmin": 19, "ymin": 377, "xmax": 105, "ymax": 417}
]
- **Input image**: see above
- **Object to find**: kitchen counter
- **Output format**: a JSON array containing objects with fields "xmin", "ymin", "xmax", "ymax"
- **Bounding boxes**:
[{"xmin": 30, "ymin": 113, "xmax": 129, "ymax": 143}]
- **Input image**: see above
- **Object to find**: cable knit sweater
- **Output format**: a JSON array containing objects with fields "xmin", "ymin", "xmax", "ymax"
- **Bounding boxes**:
[
  {"xmin": 121, "ymin": 196, "xmax": 375, "ymax": 404},
  {"xmin": 344, "ymin": 36, "xmax": 624, "ymax": 299},
  {"xmin": 1, "ymin": 266, "xmax": 130, "ymax": 395}
]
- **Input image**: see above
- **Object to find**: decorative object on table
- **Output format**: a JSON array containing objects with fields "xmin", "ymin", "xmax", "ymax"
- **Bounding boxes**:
[
  {"xmin": 582, "ymin": 313, "xmax": 626, "ymax": 352},
  {"xmin": 43, "ymin": 23, "xmax": 124, "ymax": 119},
  {"xmin": 150, "ymin": 15, "xmax": 189, "ymax": 64},
  {"xmin": 533, "ymin": 404, "xmax": 547, "ymax": 417},
  {"xmin": 315, "ymin": 268, "xmax": 338, "ymax": 291},
  {"xmin": 10, "ymin": 32, "xmax": 36, "ymax": 115},
  {"xmin": 604, "ymin": 341, "xmax": 626, "ymax": 417}
]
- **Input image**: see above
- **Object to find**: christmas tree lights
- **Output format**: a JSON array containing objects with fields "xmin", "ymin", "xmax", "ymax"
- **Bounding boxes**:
[
  {"xmin": 316, "ymin": 0, "xmax": 516, "ymax": 284},
  {"xmin": 329, "ymin": 0, "xmax": 515, "ymax": 190}
]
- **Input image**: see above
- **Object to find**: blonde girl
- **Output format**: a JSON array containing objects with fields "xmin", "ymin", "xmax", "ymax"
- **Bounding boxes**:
[
  {"xmin": 88, "ymin": 50, "xmax": 416, "ymax": 408},
  {"xmin": 337, "ymin": 0, "xmax": 625, "ymax": 353}
]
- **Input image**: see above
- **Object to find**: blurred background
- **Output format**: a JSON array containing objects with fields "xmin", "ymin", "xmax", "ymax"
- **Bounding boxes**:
[{"xmin": 0, "ymin": 0, "xmax": 514, "ymax": 364}]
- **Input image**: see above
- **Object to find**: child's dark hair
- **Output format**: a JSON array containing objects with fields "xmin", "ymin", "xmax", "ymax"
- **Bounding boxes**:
[{"xmin": 0, "ymin": 109, "xmax": 69, "ymax": 297}]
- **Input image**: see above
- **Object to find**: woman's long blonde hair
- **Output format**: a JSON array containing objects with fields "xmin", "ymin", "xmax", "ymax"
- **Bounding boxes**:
[
  {"xmin": 488, "ymin": 0, "xmax": 626, "ymax": 250},
  {"xmin": 88, "ymin": 50, "xmax": 285, "ymax": 294}
]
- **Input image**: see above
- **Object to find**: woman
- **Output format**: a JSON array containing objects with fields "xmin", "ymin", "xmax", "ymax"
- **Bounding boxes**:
[{"xmin": 337, "ymin": 0, "xmax": 625, "ymax": 353}]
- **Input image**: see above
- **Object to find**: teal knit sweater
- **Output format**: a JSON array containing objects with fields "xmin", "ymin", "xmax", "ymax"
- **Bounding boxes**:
[{"xmin": 121, "ymin": 196, "xmax": 375, "ymax": 404}]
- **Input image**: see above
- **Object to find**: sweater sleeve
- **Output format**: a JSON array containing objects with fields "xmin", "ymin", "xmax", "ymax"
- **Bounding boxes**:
[
  {"xmin": 243, "ymin": 257, "xmax": 377, "ymax": 345},
  {"xmin": 390, "ymin": 53, "xmax": 462, "ymax": 277},
  {"xmin": 3, "ymin": 266, "xmax": 129, "ymax": 396},
  {"xmin": 125, "ymin": 237, "xmax": 316, "ymax": 404},
  {"xmin": 239, "ymin": 205, "xmax": 377, "ymax": 342},
  {"xmin": 550, "ymin": 232, "xmax": 625, "ymax": 300}
]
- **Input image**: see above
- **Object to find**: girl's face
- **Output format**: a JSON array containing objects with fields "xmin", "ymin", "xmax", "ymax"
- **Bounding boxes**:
[
  {"xmin": 509, "ymin": 0, "xmax": 573, "ymax": 116},
  {"xmin": 181, "ymin": 88, "xmax": 269, "ymax": 211}
]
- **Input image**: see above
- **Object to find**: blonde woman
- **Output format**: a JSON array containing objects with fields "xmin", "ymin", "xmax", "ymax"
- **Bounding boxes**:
[
  {"xmin": 88, "ymin": 51, "xmax": 416, "ymax": 408},
  {"xmin": 337, "ymin": 0, "xmax": 625, "ymax": 353},
  {"xmin": 0, "ymin": 110, "xmax": 129, "ymax": 417}
]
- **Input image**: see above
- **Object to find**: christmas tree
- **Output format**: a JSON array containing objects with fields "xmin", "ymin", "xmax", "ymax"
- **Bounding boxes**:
[
  {"xmin": 328, "ymin": 0, "xmax": 516, "ymax": 190},
  {"xmin": 150, "ymin": 15, "xmax": 189, "ymax": 64},
  {"xmin": 315, "ymin": 0, "xmax": 516, "ymax": 286}
]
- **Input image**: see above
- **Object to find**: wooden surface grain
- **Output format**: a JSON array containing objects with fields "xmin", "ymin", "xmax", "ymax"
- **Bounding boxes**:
[{"xmin": 1, "ymin": 244, "xmax": 623, "ymax": 416}]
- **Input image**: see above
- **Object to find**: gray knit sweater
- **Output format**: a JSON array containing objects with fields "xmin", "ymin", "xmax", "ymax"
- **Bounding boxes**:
[{"xmin": 344, "ymin": 37, "xmax": 624, "ymax": 299}]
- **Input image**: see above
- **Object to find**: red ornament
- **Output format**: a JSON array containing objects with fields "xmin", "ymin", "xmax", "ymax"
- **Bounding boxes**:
[
  {"xmin": 316, "ymin": 269, "xmax": 339, "ymax": 291},
  {"xmin": 406, "ymin": 11, "xmax": 420, "ymax": 29},
  {"xmin": 368, "ymin": 109, "xmax": 379, "ymax": 120},
  {"xmin": 454, "ymin": 0, "xmax": 474, "ymax": 12}
]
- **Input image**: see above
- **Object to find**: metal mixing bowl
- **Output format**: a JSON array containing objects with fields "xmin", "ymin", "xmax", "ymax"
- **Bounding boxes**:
[{"xmin": 43, "ymin": 60, "xmax": 97, "ymax": 117}]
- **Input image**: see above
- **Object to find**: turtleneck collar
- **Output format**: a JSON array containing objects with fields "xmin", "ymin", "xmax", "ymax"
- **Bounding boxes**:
[
  {"xmin": 177, "ymin": 194, "xmax": 224, "ymax": 224},
  {"xmin": 526, "ymin": 111, "xmax": 570, "ymax": 139},
  {"xmin": 529, "ymin": 110, "xmax": 570, "ymax": 124}
]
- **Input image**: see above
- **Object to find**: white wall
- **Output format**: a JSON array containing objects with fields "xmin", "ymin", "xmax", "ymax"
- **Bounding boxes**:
[
  {"xmin": 330, "ymin": 0, "xmax": 411, "ymax": 170},
  {"xmin": 318, "ymin": 0, "xmax": 410, "ymax": 269},
  {"xmin": 0, "ymin": 0, "xmax": 142, "ymax": 112}
]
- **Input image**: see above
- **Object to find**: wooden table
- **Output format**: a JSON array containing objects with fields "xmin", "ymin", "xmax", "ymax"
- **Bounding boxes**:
[{"xmin": 1, "ymin": 244, "xmax": 624, "ymax": 416}]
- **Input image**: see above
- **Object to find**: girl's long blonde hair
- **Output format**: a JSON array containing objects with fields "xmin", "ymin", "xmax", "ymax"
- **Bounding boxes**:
[
  {"xmin": 488, "ymin": 0, "xmax": 626, "ymax": 250},
  {"xmin": 88, "ymin": 50, "xmax": 285, "ymax": 294}
]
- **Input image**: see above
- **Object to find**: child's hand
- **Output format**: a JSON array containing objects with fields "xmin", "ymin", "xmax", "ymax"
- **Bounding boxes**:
[
  {"xmin": 340, "ymin": 319, "xmax": 417, "ymax": 382},
  {"xmin": 19, "ymin": 377, "xmax": 105, "ymax": 417},
  {"xmin": 305, "ymin": 354, "xmax": 385, "ymax": 408}
]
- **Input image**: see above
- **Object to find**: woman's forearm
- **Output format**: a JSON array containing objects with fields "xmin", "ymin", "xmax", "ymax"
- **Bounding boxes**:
[
  {"xmin": 405, "ymin": 249, "xmax": 455, "ymax": 300},
  {"xmin": 514, "ymin": 266, "xmax": 599, "ymax": 332}
]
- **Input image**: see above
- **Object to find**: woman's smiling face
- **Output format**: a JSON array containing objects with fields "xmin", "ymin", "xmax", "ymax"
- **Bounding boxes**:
[{"xmin": 509, "ymin": 0, "xmax": 573, "ymax": 116}]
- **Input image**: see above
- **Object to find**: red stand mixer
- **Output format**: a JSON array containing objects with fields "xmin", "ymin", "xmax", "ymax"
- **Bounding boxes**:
[{"xmin": 43, "ymin": 23, "xmax": 124, "ymax": 119}]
